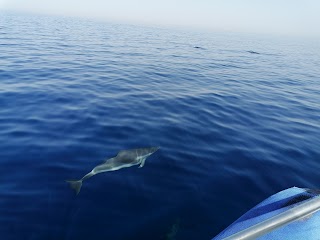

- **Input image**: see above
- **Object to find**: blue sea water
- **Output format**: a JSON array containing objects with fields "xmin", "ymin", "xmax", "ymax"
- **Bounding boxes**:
[{"xmin": 0, "ymin": 11, "xmax": 320, "ymax": 240}]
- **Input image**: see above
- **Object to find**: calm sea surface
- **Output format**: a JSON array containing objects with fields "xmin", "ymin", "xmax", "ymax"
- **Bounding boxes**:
[{"xmin": 0, "ymin": 11, "xmax": 320, "ymax": 240}]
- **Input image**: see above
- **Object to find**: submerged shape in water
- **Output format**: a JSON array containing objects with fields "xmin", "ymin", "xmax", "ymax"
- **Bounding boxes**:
[
  {"xmin": 166, "ymin": 218, "xmax": 180, "ymax": 240},
  {"xmin": 66, "ymin": 147, "xmax": 160, "ymax": 195}
]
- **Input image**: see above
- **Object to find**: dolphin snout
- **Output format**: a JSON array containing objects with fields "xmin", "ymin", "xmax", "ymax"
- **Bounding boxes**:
[{"xmin": 151, "ymin": 146, "xmax": 160, "ymax": 153}]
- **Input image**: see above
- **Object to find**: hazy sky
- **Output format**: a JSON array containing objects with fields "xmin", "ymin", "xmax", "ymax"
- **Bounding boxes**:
[{"xmin": 1, "ymin": 0, "xmax": 319, "ymax": 37}]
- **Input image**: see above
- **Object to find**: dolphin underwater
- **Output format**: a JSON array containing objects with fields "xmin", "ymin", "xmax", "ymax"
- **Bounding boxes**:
[{"xmin": 66, "ymin": 147, "xmax": 159, "ymax": 195}]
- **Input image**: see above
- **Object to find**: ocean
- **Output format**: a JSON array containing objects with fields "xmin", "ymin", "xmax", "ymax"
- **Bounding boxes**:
[{"xmin": 0, "ymin": 11, "xmax": 319, "ymax": 240}]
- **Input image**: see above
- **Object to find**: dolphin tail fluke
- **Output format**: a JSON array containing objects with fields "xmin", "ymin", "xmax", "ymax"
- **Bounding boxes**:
[{"xmin": 66, "ymin": 180, "xmax": 82, "ymax": 195}]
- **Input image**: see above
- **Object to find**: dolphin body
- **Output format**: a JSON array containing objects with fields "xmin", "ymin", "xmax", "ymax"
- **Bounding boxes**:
[{"xmin": 66, "ymin": 147, "xmax": 159, "ymax": 195}]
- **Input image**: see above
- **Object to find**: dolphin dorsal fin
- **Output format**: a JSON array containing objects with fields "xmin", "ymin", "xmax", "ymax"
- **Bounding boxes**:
[
  {"xmin": 116, "ymin": 150, "xmax": 127, "ymax": 157},
  {"xmin": 103, "ymin": 157, "xmax": 114, "ymax": 163}
]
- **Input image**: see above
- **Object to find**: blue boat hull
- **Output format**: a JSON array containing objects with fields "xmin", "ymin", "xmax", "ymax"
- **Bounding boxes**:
[{"xmin": 213, "ymin": 187, "xmax": 320, "ymax": 239}]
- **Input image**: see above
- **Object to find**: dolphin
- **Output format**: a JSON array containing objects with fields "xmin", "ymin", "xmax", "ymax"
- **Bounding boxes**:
[
  {"xmin": 66, "ymin": 147, "xmax": 159, "ymax": 195},
  {"xmin": 247, "ymin": 50, "xmax": 260, "ymax": 54}
]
